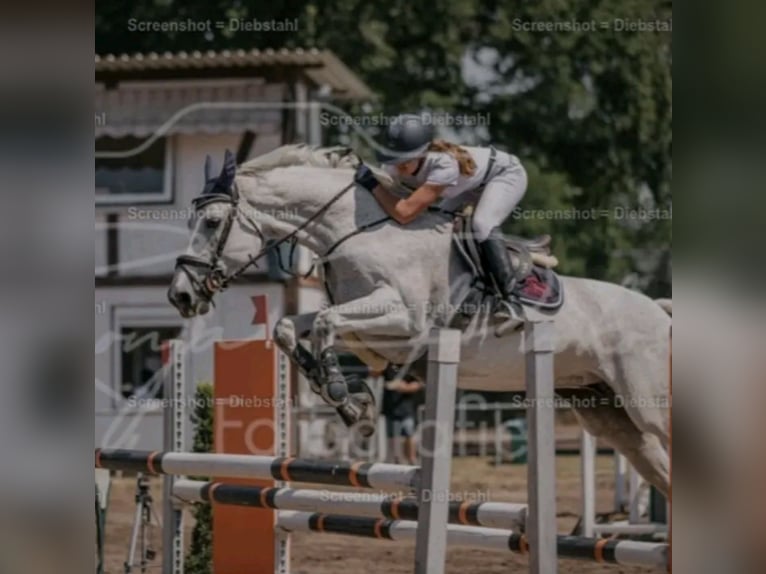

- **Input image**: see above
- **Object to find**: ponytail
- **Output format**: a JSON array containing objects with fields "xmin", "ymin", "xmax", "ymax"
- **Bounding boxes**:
[{"xmin": 427, "ymin": 140, "xmax": 477, "ymax": 176}]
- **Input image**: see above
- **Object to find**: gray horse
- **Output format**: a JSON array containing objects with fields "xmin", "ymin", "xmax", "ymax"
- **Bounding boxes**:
[{"xmin": 168, "ymin": 145, "xmax": 671, "ymax": 496}]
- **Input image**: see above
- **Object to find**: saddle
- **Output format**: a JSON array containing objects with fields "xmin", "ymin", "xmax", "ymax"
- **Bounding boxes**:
[{"xmin": 453, "ymin": 208, "xmax": 564, "ymax": 310}]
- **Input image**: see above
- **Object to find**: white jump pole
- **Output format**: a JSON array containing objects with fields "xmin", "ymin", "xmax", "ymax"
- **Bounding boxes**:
[
  {"xmin": 414, "ymin": 328, "xmax": 461, "ymax": 574},
  {"xmin": 524, "ymin": 320, "xmax": 557, "ymax": 574}
]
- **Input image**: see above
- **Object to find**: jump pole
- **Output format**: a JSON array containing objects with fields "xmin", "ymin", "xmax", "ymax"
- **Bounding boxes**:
[
  {"xmin": 524, "ymin": 319, "xmax": 557, "ymax": 574},
  {"xmin": 172, "ymin": 479, "xmax": 528, "ymax": 530},
  {"xmin": 95, "ymin": 449, "xmax": 419, "ymax": 490}
]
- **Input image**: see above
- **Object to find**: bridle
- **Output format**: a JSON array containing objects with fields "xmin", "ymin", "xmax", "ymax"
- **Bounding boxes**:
[
  {"xmin": 174, "ymin": 186, "xmax": 263, "ymax": 303},
  {"xmin": 174, "ymin": 179, "xmax": 360, "ymax": 305}
]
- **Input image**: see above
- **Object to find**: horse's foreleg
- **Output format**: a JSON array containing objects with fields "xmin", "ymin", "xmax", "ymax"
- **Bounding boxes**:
[
  {"xmin": 274, "ymin": 311, "xmax": 381, "ymax": 435},
  {"xmin": 273, "ymin": 312, "xmax": 321, "ymax": 388},
  {"xmin": 311, "ymin": 289, "xmax": 414, "ymax": 433}
]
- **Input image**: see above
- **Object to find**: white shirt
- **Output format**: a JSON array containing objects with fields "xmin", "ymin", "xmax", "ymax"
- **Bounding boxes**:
[{"xmin": 385, "ymin": 146, "xmax": 493, "ymax": 200}]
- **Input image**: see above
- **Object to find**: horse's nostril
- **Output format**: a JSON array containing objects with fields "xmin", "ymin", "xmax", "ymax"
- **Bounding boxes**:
[{"xmin": 176, "ymin": 291, "xmax": 193, "ymax": 309}]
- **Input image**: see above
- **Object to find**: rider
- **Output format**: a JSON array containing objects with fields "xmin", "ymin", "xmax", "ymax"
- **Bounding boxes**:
[{"xmin": 355, "ymin": 113, "xmax": 529, "ymax": 318}]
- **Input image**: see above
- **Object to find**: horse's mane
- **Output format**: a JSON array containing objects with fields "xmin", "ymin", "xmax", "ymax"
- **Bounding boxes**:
[{"xmin": 238, "ymin": 144, "xmax": 360, "ymax": 176}]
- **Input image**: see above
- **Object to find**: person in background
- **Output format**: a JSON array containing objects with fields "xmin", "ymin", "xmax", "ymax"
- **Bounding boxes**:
[{"xmin": 380, "ymin": 365, "xmax": 425, "ymax": 465}]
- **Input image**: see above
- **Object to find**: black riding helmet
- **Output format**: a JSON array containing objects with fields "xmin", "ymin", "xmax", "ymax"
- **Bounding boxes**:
[{"xmin": 376, "ymin": 114, "xmax": 434, "ymax": 164}]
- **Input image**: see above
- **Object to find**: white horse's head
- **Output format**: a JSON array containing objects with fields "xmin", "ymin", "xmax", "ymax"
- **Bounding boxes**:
[{"xmin": 168, "ymin": 150, "xmax": 266, "ymax": 317}]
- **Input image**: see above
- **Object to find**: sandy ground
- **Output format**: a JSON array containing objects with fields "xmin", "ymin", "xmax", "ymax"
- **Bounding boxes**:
[{"xmin": 100, "ymin": 454, "xmax": 660, "ymax": 574}]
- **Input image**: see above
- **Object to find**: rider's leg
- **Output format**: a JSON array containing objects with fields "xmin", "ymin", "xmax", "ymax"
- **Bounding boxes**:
[{"xmin": 472, "ymin": 156, "xmax": 528, "ymax": 312}]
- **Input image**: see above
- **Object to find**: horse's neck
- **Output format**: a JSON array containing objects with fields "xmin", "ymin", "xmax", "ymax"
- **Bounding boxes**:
[{"xmin": 236, "ymin": 167, "xmax": 379, "ymax": 255}]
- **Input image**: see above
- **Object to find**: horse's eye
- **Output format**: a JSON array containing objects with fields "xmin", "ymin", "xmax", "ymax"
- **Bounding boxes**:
[{"xmin": 205, "ymin": 218, "xmax": 221, "ymax": 230}]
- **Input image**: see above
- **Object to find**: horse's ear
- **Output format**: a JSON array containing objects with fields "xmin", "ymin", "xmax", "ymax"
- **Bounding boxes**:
[
  {"xmin": 222, "ymin": 149, "xmax": 236, "ymax": 176},
  {"xmin": 220, "ymin": 149, "xmax": 237, "ymax": 189},
  {"xmin": 204, "ymin": 154, "xmax": 213, "ymax": 182}
]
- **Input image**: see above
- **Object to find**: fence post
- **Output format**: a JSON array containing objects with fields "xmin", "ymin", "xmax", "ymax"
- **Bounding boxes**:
[
  {"xmin": 524, "ymin": 320, "xmax": 557, "ymax": 574},
  {"xmin": 163, "ymin": 340, "xmax": 185, "ymax": 574},
  {"xmin": 580, "ymin": 429, "xmax": 596, "ymax": 537},
  {"xmin": 414, "ymin": 328, "xmax": 461, "ymax": 574}
]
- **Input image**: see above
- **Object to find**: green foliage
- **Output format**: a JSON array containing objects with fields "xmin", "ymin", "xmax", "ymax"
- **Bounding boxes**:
[
  {"xmin": 470, "ymin": 0, "xmax": 672, "ymax": 290},
  {"xmin": 184, "ymin": 383, "xmax": 214, "ymax": 574},
  {"xmin": 97, "ymin": 0, "xmax": 671, "ymax": 295},
  {"xmin": 191, "ymin": 383, "xmax": 213, "ymax": 455}
]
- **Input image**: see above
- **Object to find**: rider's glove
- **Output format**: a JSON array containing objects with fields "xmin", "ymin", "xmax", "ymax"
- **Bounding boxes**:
[{"xmin": 354, "ymin": 164, "xmax": 379, "ymax": 193}]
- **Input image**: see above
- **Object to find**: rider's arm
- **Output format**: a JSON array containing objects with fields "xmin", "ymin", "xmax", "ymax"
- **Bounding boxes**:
[{"xmin": 372, "ymin": 184, "xmax": 445, "ymax": 225}]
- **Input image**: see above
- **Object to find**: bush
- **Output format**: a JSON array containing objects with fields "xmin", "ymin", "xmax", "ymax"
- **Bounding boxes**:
[{"xmin": 184, "ymin": 383, "xmax": 213, "ymax": 574}]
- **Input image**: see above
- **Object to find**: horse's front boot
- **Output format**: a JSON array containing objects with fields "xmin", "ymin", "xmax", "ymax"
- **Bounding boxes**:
[
  {"xmin": 337, "ymin": 375, "xmax": 377, "ymax": 437},
  {"xmin": 318, "ymin": 348, "xmax": 377, "ymax": 437}
]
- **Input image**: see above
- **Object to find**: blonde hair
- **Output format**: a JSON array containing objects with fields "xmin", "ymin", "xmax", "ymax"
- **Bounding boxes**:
[{"xmin": 428, "ymin": 140, "xmax": 477, "ymax": 176}]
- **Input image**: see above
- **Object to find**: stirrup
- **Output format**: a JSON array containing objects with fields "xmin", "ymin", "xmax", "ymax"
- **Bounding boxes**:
[{"xmin": 493, "ymin": 298, "xmax": 520, "ymax": 321}]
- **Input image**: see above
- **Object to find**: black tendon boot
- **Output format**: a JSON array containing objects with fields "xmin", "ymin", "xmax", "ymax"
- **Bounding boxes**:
[{"xmin": 479, "ymin": 227, "xmax": 519, "ymax": 319}]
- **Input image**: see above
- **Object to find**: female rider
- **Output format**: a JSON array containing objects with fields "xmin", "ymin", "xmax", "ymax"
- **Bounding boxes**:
[{"xmin": 355, "ymin": 114, "xmax": 529, "ymax": 318}]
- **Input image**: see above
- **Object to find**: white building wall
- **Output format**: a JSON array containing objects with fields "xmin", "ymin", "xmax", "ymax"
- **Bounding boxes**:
[
  {"xmin": 96, "ymin": 128, "xmax": 319, "ymax": 450},
  {"xmin": 95, "ymin": 282, "xmax": 285, "ymax": 449},
  {"xmin": 113, "ymin": 131, "xmax": 285, "ymax": 277}
]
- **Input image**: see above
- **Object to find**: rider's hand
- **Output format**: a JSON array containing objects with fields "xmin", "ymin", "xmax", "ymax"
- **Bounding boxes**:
[{"xmin": 354, "ymin": 164, "xmax": 379, "ymax": 192}]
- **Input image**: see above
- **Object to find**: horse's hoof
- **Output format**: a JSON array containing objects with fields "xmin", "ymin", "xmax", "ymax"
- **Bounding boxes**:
[
  {"xmin": 335, "ymin": 375, "xmax": 377, "ymax": 435},
  {"xmin": 355, "ymin": 420, "xmax": 376, "ymax": 438},
  {"xmin": 336, "ymin": 399, "xmax": 377, "ymax": 437}
]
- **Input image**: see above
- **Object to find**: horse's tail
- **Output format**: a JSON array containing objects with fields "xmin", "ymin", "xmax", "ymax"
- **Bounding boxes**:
[{"xmin": 655, "ymin": 298, "xmax": 672, "ymax": 316}]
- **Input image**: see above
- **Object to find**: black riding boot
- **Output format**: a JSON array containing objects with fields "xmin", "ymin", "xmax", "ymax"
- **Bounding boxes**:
[{"xmin": 479, "ymin": 228, "xmax": 518, "ymax": 318}]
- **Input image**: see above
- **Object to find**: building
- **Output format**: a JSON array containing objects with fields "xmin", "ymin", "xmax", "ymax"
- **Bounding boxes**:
[{"xmin": 95, "ymin": 48, "xmax": 373, "ymax": 450}]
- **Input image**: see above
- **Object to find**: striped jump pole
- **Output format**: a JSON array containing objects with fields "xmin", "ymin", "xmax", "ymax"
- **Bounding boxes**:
[
  {"xmin": 94, "ymin": 449, "xmax": 419, "ymax": 491},
  {"xmin": 173, "ymin": 479, "xmax": 528, "ymax": 531},
  {"xmin": 276, "ymin": 511, "xmax": 670, "ymax": 570}
]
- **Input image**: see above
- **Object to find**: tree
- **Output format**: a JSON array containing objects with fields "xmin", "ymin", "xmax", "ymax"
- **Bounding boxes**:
[{"xmin": 97, "ymin": 0, "xmax": 672, "ymax": 294}]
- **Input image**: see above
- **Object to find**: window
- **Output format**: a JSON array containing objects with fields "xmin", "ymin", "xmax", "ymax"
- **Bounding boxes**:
[
  {"xmin": 119, "ymin": 326, "xmax": 181, "ymax": 401},
  {"xmin": 106, "ymin": 304, "xmax": 185, "ymax": 411},
  {"xmin": 96, "ymin": 135, "xmax": 173, "ymax": 205}
]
